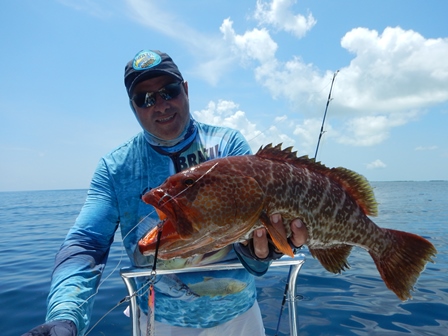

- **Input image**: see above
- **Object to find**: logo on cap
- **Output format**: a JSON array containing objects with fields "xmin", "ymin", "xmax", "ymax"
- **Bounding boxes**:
[{"xmin": 133, "ymin": 50, "xmax": 162, "ymax": 71}]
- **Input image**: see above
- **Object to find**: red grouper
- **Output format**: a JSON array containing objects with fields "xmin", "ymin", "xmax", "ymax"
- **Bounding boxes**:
[{"xmin": 139, "ymin": 144, "xmax": 437, "ymax": 301}]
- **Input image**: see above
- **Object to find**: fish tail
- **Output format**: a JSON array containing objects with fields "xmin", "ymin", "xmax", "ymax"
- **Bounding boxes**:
[{"xmin": 370, "ymin": 229, "xmax": 437, "ymax": 301}]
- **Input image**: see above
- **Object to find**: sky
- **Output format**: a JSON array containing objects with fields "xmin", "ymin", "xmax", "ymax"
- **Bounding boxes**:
[{"xmin": 1, "ymin": 0, "xmax": 448, "ymax": 192}]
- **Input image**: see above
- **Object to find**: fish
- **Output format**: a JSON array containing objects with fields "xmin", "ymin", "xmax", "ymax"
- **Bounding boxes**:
[
  {"xmin": 155, "ymin": 274, "xmax": 199, "ymax": 301},
  {"xmin": 139, "ymin": 144, "xmax": 437, "ymax": 301},
  {"xmin": 188, "ymin": 277, "xmax": 248, "ymax": 297}
]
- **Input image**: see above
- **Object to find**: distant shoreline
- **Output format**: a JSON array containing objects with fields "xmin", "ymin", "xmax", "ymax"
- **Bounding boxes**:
[{"xmin": 1, "ymin": 180, "xmax": 447, "ymax": 193}]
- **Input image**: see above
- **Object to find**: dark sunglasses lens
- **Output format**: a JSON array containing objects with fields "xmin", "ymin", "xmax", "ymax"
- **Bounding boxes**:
[
  {"xmin": 132, "ymin": 82, "xmax": 183, "ymax": 108},
  {"xmin": 160, "ymin": 82, "xmax": 182, "ymax": 100},
  {"xmin": 144, "ymin": 94, "xmax": 156, "ymax": 107},
  {"xmin": 132, "ymin": 93, "xmax": 147, "ymax": 107},
  {"xmin": 133, "ymin": 93, "xmax": 156, "ymax": 108}
]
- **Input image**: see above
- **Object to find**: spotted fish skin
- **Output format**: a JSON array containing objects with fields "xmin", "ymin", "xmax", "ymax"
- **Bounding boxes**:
[{"xmin": 139, "ymin": 144, "xmax": 437, "ymax": 301}]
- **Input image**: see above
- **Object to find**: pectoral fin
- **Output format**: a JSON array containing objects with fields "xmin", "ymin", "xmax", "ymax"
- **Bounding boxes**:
[{"xmin": 259, "ymin": 212, "xmax": 294, "ymax": 257}]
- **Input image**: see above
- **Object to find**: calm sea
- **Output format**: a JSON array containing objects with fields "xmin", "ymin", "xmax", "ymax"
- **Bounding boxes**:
[{"xmin": 1, "ymin": 181, "xmax": 447, "ymax": 336}]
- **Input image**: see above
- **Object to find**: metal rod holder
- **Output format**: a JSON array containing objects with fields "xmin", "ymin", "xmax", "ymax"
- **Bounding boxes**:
[{"xmin": 120, "ymin": 254, "xmax": 305, "ymax": 336}]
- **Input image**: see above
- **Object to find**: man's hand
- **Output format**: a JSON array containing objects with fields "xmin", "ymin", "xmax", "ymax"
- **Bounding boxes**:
[
  {"xmin": 21, "ymin": 320, "xmax": 76, "ymax": 336},
  {"xmin": 252, "ymin": 214, "xmax": 308, "ymax": 259}
]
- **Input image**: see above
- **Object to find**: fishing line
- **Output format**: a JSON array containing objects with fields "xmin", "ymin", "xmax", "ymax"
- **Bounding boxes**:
[
  {"xmin": 99, "ymin": 72, "xmax": 339, "ymax": 334},
  {"xmin": 84, "ymin": 276, "xmax": 155, "ymax": 335},
  {"xmin": 77, "ymin": 209, "xmax": 158, "ymax": 310},
  {"xmin": 274, "ymin": 70, "xmax": 339, "ymax": 336},
  {"xmin": 84, "ymin": 216, "xmax": 164, "ymax": 336},
  {"xmin": 156, "ymin": 162, "xmax": 219, "ymax": 208},
  {"xmin": 84, "ymin": 298, "xmax": 130, "ymax": 336},
  {"xmin": 82, "ymin": 162, "xmax": 219, "ymax": 334}
]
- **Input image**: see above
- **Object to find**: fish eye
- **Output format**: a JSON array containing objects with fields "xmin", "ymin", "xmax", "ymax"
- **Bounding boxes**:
[{"xmin": 184, "ymin": 178, "xmax": 195, "ymax": 187}]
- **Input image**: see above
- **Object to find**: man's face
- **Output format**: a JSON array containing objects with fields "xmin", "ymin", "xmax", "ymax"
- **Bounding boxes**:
[{"xmin": 131, "ymin": 75, "xmax": 190, "ymax": 140}]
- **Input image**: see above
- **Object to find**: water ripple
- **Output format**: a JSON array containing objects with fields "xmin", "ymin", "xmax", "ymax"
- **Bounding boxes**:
[{"xmin": 2, "ymin": 182, "xmax": 447, "ymax": 336}]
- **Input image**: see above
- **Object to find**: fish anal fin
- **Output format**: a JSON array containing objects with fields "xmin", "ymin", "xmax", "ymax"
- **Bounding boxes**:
[
  {"xmin": 370, "ymin": 228, "xmax": 437, "ymax": 301},
  {"xmin": 259, "ymin": 212, "xmax": 294, "ymax": 257},
  {"xmin": 309, "ymin": 245, "xmax": 353, "ymax": 274}
]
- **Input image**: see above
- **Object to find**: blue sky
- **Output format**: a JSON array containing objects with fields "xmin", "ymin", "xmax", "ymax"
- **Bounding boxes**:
[{"xmin": 1, "ymin": 0, "xmax": 447, "ymax": 191}]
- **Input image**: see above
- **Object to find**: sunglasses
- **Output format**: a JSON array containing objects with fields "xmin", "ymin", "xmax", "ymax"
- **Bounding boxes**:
[{"xmin": 131, "ymin": 81, "xmax": 184, "ymax": 108}]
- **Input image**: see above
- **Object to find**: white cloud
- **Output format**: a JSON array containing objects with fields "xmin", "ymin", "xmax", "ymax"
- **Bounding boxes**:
[
  {"xmin": 260, "ymin": 25, "xmax": 448, "ymax": 115},
  {"xmin": 338, "ymin": 27, "xmax": 448, "ymax": 112},
  {"xmin": 124, "ymin": 1, "xmax": 448, "ymax": 149},
  {"xmin": 193, "ymin": 100, "xmax": 261, "ymax": 140},
  {"xmin": 293, "ymin": 118, "xmax": 328, "ymax": 152},
  {"xmin": 221, "ymin": 19, "xmax": 448, "ymax": 147},
  {"xmin": 220, "ymin": 18, "xmax": 327, "ymax": 104},
  {"xmin": 56, "ymin": 0, "xmax": 115, "ymax": 18},
  {"xmin": 125, "ymin": 0, "xmax": 198, "ymax": 42},
  {"xmin": 192, "ymin": 100, "xmax": 295, "ymax": 152},
  {"xmin": 125, "ymin": 0, "xmax": 234, "ymax": 85},
  {"xmin": 335, "ymin": 111, "xmax": 420, "ymax": 146},
  {"xmin": 254, "ymin": 0, "xmax": 316, "ymax": 38},
  {"xmin": 415, "ymin": 145, "xmax": 438, "ymax": 151},
  {"xmin": 220, "ymin": 18, "xmax": 278, "ymax": 64},
  {"xmin": 367, "ymin": 159, "xmax": 387, "ymax": 169}
]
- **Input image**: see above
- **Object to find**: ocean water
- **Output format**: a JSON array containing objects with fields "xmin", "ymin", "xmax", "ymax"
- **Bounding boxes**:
[{"xmin": 1, "ymin": 181, "xmax": 447, "ymax": 336}]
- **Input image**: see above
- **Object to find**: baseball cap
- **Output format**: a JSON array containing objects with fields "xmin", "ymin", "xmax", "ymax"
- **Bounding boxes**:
[{"xmin": 124, "ymin": 50, "xmax": 183, "ymax": 97}]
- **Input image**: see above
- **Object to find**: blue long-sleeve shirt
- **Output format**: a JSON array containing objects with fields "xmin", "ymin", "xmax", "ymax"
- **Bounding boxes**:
[{"xmin": 45, "ymin": 122, "xmax": 270, "ymax": 335}]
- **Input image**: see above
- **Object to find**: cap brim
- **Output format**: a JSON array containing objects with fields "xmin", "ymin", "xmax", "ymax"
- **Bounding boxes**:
[{"xmin": 128, "ymin": 70, "xmax": 183, "ymax": 97}]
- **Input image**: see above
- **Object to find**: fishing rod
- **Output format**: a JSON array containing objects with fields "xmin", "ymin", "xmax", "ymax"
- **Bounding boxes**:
[
  {"xmin": 274, "ymin": 70, "xmax": 339, "ymax": 336},
  {"xmin": 314, "ymin": 70, "xmax": 339, "ymax": 160}
]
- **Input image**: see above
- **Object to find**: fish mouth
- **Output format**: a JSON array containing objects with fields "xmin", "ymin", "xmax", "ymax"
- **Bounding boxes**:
[{"xmin": 139, "ymin": 188, "xmax": 194, "ymax": 256}]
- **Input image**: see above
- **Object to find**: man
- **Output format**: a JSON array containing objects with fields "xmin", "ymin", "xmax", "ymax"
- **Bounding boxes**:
[{"xmin": 22, "ymin": 50, "xmax": 308, "ymax": 336}]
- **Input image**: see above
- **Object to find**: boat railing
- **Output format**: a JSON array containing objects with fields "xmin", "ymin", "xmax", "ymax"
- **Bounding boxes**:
[{"xmin": 120, "ymin": 253, "xmax": 306, "ymax": 336}]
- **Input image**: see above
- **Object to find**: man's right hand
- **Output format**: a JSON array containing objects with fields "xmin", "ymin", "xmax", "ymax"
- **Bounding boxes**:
[{"xmin": 21, "ymin": 320, "xmax": 76, "ymax": 336}]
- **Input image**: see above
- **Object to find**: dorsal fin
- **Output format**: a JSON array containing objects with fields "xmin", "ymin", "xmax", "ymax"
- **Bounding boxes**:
[
  {"xmin": 256, "ymin": 143, "xmax": 301, "ymax": 162},
  {"xmin": 328, "ymin": 166, "xmax": 378, "ymax": 216},
  {"xmin": 256, "ymin": 144, "xmax": 378, "ymax": 216}
]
